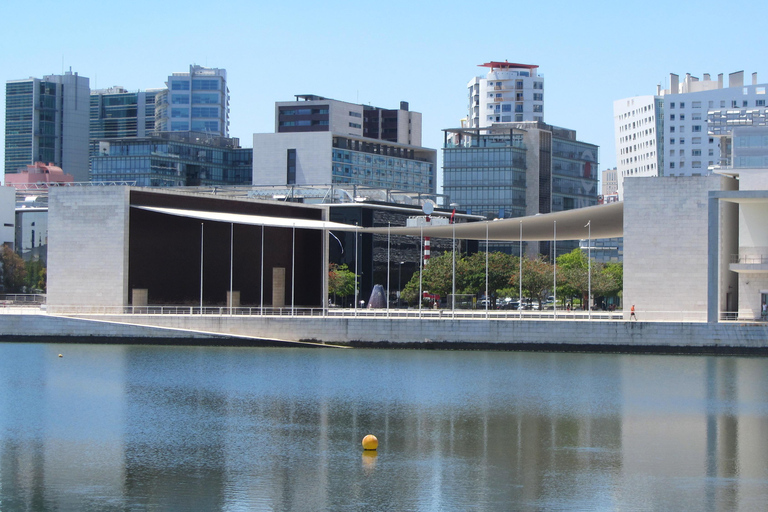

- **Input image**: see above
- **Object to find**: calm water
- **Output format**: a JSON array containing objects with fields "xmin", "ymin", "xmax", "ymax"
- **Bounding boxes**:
[{"xmin": 1, "ymin": 342, "xmax": 768, "ymax": 511}]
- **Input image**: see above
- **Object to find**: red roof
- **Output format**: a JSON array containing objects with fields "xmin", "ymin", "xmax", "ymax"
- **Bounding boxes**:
[{"xmin": 479, "ymin": 61, "xmax": 539, "ymax": 70}]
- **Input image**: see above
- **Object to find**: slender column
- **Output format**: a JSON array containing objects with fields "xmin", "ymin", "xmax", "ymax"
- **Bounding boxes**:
[{"xmin": 200, "ymin": 223, "xmax": 204, "ymax": 313}]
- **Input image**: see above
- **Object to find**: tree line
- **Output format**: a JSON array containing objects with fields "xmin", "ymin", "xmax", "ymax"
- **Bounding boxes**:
[
  {"xmin": 1, "ymin": 244, "xmax": 46, "ymax": 293},
  {"xmin": 329, "ymin": 249, "xmax": 622, "ymax": 309}
]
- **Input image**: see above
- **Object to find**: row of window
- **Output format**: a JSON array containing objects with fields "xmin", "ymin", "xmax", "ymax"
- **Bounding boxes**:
[
  {"xmin": 170, "ymin": 107, "xmax": 220, "ymax": 118},
  {"xmin": 668, "ymin": 137, "xmax": 714, "ymax": 145},
  {"xmin": 170, "ymin": 79, "xmax": 221, "ymax": 91}
]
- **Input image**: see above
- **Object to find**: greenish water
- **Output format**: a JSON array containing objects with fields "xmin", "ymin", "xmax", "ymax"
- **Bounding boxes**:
[{"xmin": 1, "ymin": 342, "xmax": 767, "ymax": 511}]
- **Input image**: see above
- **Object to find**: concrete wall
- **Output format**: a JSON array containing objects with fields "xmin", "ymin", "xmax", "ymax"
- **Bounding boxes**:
[
  {"xmin": 0, "ymin": 186, "xmax": 16, "ymax": 247},
  {"xmin": 48, "ymin": 187, "xmax": 130, "ymax": 308},
  {"xmin": 252, "ymin": 132, "xmax": 332, "ymax": 186},
  {"xmin": 624, "ymin": 175, "xmax": 736, "ymax": 320},
  {"xmin": 31, "ymin": 313, "xmax": 768, "ymax": 352}
]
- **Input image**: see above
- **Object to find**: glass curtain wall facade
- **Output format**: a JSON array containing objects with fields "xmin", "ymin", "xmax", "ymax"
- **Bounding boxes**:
[
  {"xmin": 331, "ymin": 136, "xmax": 435, "ymax": 193},
  {"xmin": 91, "ymin": 133, "xmax": 251, "ymax": 187},
  {"xmin": 156, "ymin": 66, "xmax": 229, "ymax": 137},
  {"xmin": 5, "ymin": 80, "xmax": 57, "ymax": 175}
]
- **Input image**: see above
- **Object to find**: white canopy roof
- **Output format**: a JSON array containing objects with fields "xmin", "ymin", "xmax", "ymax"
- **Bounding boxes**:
[
  {"xmin": 133, "ymin": 206, "xmax": 362, "ymax": 231},
  {"xmin": 362, "ymin": 201, "xmax": 624, "ymax": 241}
]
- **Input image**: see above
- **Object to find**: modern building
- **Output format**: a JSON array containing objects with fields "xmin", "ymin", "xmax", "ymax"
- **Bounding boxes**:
[
  {"xmin": 89, "ymin": 86, "xmax": 161, "ymax": 167},
  {"xmin": 276, "ymin": 95, "xmax": 422, "ymax": 146},
  {"xmin": 0, "ymin": 186, "xmax": 16, "ymax": 249},
  {"xmin": 90, "ymin": 131, "xmax": 252, "ymax": 187},
  {"xmin": 154, "ymin": 65, "xmax": 229, "ymax": 137},
  {"xmin": 5, "ymin": 70, "xmax": 90, "ymax": 182},
  {"xmin": 442, "ymin": 121, "xmax": 599, "ymax": 257},
  {"xmin": 614, "ymin": 71, "xmax": 768, "ymax": 199},
  {"xmin": 467, "ymin": 61, "xmax": 544, "ymax": 129},
  {"xmin": 601, "ymin": 167, "xmax": 618, "ymax": 199},
  {"xmin": 253, "ymin": 96, "xmax": 436, "ymax": 194}
]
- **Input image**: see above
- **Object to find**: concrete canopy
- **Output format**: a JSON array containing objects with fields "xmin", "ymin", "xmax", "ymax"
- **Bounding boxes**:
[{"xmin": 362, "ymin": 202, "xmax": 624, "ymax": 241}]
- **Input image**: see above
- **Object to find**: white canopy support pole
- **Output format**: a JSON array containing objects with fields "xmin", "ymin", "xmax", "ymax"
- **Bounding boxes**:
[
  {"xmin": 553, "ymin": 220, "xmax": 557, "ymax": 320},
  {"xmin": 485, "ymin": 222, "xmax": 489, "ymax": 318},
  {"xmin": 587, "ymin": 220, "xmax": 591, "ymax": 320},
  {"xmin": 519, "ymin": 220, "xmax": 523, "ymax": 320},
  {"xmin": 292, "ymin": 223, "xmax": 296, "ymax": 316},
  {"xmin": 229, "ymin": 222, "xmax": 234, "ymax": 316},
  {"xmin": 387, "ymin": 223, "xmax": 391, "ymax": 317},
  {"xmin": 452, "ymin": 221, "xmax": 456, "ymax": 318},
  {"xmin": 200, "ymin": 223, "xmax": 204, "ymax": 314},
  {"xmin": 260, "ymin": 225, "xmax": 264, "ymax": 316},
  {"xmin": 419, "ymin": 224, "xmax": 423, "ymax": 318},
  {"xmin": 355, "ymin": 223, "xmax": 358, "ymax": 317}
]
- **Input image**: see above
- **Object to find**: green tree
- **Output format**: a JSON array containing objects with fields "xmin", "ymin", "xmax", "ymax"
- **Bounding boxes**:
[
  {"xmin": 401, "ymin": 251, "xmax": 463, "ymax": 306},
  {"xmin": 461, "ymin": 251, "xmax": 516, "ymax": 306},
  {"xmin": 508, "ymin": 257, "xmax": 554, "ymax": 307},
  {"xmin": 328, "ymin": 263, "xmax": 356, "ymax": 306},
  {"xmin": 1, "ymin": 245, "xmax": 27, "ymax": 293},
  {"xmin": 25, "ymin": 259, "xmax": 47, "ymax": 292}
]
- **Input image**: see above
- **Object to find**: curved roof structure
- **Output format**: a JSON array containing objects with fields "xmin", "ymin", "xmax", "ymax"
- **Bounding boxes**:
[{"xmin": 362, "ymin": 202, "xmax": 623, "ymax": 241}]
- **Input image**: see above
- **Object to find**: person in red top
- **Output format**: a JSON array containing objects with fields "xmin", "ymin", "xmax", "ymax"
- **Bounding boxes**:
[{"xmin": 630, "ymin": 304, "xmax": 637, "ymax": 321}]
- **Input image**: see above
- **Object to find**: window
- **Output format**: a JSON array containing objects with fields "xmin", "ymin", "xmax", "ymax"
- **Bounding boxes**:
[
  {"xmin": 670, "ymin": 114, "xmax": 675, "ymax": 121},
  {"xmin": 708, "ymin": 101, "xmax": 714, "ymax": 108},
  {"xmin": 670, "ymin": 102, "xmax": 675, "ymax": 108},
  {"xmin": 732, "ymin": 100, "xmax": 738, "ymax": 107},
  {"xmin": 692, "ymin": 125, "xmax": 702, "ymax": 132},
  {"xmin": 533, "ymin": 93, "xmax": 543, "ymax": 101},
  {"xmin": 758, "ymin": 87, "xmax": 766, "ymax": 95},
  {"xmin": 501, "ymin": 115, "xmax": 512, "ymax": 122},
  {"xmin": 192, "ymin": 93, "xmax": 219, "ymax": 104},
  {"xmin": 515, "ymin": 104, "xmax": 523, "ymax": 112},
  {"xmin": 349, "ymin": 111, "xmax": 362, "ymax": 118},
  {"xmin": 286, "ymin": 149, "xmax": 296, "ymax": 184},
  {"xmin": 708, "ymin": 149, "xmax": 714, "ymax": 156},
  {"xmin": 670, "ymin": 138, "xmax": 676, "ymax": 144},
  {"xmin": 192, "ymin": 79, "xmax": 219, "ymax": 91},
  {"xmin": 692, "ymin": 149, "xmax": 701, "ymax": 156},
  {"xmin": 680, "ymin": 114, "xmax": 685, "ymax": 121},
  {"xmin": 515, "ymin": 114, "xmax": 523, "ymax": 122},
  {"xmin": 516, "ymin": 92, "xmax": 523, "ymax": 101},
  {"xmin": 533, "ymin": 105, "xmax": 543, "ymax": 112},
  {"xmin": 680, "ymin": 102, "xmax": 685, "ymax": 108},
  {"xmin": 516, "ymin": 80, "xmax": 523, "ymax": 89},
  {"xmin": 172, "ymin": 94, "xmax": 189, "ymax": 104},
  {"xmin": 692, "ymin": 137, "xmax": 702, "ymax": 144},
  {"xmin": 670, "ymin": 162, "xmax": 675, "ymax": 168},
  {"xmin": 502, "ymin": 104, "xmax": 511, "ymax": 112},
  {"xmin": 679, "ymin": 126, "xmax": 685, "ymax": 132},
  {"xmin": 670, "ymin": 126, "xmax": 675, "ymax": 133},
  {"xmin": 692, "ymin": 161, "xmax": 702, "ymax": 168},
  {"xmin": 171, "ymin": 108, "xmax": 189, "ymax": 118},
  {"xmin": 171, "ymin": 80, "xmax": 190, "ymax": 91},
  {"xmin": 533, "ymin": 82, "xmax": 543, "ymax": 89},
  {"xmin": 692, "ymin": 101, "xmax": 701, "ymax": 108},
  {"xmin": 721, "ymin": 100, "xmax": 726, "ymax": 107},
  {"xmin": 679, "ymin": 138, "xmax": 685, "ymax": 144},
  {"xmin": 349, "ymin": 122, "xmax": 361, "ymax": 129},
  {"xmin": 692, "ymin": 113, "xmax": 702, "ymax": 120},
  {"xmin": 743, "ymin": 100, "xmax": 749, "ymax": 107},
  {"xmin": 757, "ymin": 99, "xmax": 766, "ymax": 107}
]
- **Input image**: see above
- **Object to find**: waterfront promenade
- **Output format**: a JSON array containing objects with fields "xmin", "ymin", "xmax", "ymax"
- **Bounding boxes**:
[{"xmin": 2, "ymin": 307, "xmax": 768, "ymax": 354}]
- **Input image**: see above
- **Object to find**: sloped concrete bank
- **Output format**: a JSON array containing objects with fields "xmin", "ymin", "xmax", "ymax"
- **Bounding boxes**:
[{"xmin": 3, "ymin": 313, "xmax": 767, "ymax": 354}]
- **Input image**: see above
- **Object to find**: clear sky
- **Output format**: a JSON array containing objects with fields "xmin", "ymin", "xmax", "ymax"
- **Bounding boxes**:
[{"xmin": 2, "ymin": 0, "xmax": 767, "ymax": 191}]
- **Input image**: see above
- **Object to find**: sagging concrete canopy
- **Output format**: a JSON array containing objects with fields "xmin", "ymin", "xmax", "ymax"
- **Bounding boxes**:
[{"xmin": 362, "ymin": 201, "xmax": 623, "ymax": 241}]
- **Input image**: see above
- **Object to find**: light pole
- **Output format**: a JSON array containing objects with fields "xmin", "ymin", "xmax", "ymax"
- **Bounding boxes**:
[
  {"xmin": 450, "ymin": 202, "xmax": 458, "ymax": 314},
  {"xmin": 398, "ymin": 261, "xmax": 404, "ymax": 307}
]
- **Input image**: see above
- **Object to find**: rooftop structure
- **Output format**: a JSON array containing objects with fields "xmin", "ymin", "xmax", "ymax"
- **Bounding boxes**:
[{"xmin": 467, "ymin": 61, "xmax": 544, "ymax": 129}]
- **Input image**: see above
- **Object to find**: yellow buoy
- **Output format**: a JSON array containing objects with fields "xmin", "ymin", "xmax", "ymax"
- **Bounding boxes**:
[
  {"xmin": 362, "ymin": 434, "xmax": 378, "ymax": 451},
  {"xmin": 58, "ymin": 354, "xmax": 63, "ymax": 358}
]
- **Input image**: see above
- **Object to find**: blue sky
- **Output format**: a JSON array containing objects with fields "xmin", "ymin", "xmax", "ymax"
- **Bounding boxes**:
[{"xmin": 2, "ymin": 0, "xmax": 767, "ymax": 191}]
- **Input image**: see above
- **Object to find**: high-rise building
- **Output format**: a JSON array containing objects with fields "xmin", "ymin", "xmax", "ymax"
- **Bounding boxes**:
[
  {"xmin": 89, "ymin": 86, "xmax": 161, "ymax": 164},
  {"xmin": 467, "ymin": 61, "xmax": 544, "ymax": 129},
  {"xmin": 443, "ymin": 121, "xmax": 599, "ymax": 256},
  {"xmin": 254, "ymin": 95, "xmax": 436, "ymax": 193},
  {"xmin": 154, "ymin": 65, "xmax": 229, "ymax": 137},
  {"xmin": 601, "ymin": 167, "xmax": 618, "ymax": 200},
  {"xmin": 5, "ymin": 70, "xmax": 90, "ymax": 181},
  {"xmin": 614, "ymin": 71, "xmax": 768, "ymax": 199}
]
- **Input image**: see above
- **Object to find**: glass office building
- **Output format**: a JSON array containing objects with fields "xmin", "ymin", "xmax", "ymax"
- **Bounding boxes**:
[
  {"xmin": 155, "ymin": 65, "xmax": 229, "ymax": 137},
  {"xmin": 91, "ymin": 132, "xmax": 251, "ymax": 187}
]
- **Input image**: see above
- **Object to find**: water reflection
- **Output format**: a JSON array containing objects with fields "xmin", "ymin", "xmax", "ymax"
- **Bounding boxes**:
[{"xmin": 1, "ymin": 344, "xmax": 767, "ymax": 511}]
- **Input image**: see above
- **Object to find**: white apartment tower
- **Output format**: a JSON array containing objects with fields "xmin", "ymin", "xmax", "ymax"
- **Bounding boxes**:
[
  {"xmin": 614, "ymin": 71, "xmax": 768, "ymax": 199},
  {"xmin": 468, "ymin": 61, "xmax": 544, "ymax": 128}
]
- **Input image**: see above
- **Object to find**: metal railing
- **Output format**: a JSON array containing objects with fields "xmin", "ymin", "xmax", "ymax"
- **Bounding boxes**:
[{"xmin": 730, "ymin": 254, "xmax": 768, "ymax": 265}]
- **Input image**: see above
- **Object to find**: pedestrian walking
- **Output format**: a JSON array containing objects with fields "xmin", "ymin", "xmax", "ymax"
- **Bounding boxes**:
[{"xmin": 630, "ymin": 304, "xmax": 637, "ymax": 321}]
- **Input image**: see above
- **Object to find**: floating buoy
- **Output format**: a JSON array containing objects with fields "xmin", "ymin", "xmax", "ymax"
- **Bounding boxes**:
[
  {"xmin": 58, "ymin": 354, "xmax": 63, "ymax": 358},
  {"xmin": 362, "ymin": 434, "xmax": 378, "ymax": 451}
]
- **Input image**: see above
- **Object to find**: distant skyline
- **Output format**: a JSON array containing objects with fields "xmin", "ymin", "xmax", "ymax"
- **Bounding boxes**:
[{"xmin": 2, "ymin": 0, "xmax": 767, "ymax": 193}]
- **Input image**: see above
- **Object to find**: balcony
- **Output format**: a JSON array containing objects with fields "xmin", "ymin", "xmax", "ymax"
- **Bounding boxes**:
[{"xmin": 730, "ymin": 254, "xmax": 768, "ymax": 273}]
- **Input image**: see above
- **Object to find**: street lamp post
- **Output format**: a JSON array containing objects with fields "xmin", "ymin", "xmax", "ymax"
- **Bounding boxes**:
[
  {"xmin": 586, "ymin": 220, "xmax": 591, "ymax": 320},
  {"xmin": 398, "ymin": 261, "xmax": 404, "ymax": 307}
]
